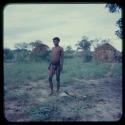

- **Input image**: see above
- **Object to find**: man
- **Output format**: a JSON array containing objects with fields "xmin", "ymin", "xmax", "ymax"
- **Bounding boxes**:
[{"xmin": 48, "ymin": 37, "xmax": 64, "ymax": 95}]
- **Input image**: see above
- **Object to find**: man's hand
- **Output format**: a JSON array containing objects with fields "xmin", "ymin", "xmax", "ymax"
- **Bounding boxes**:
[
  {"xmin": 48, "ymin": 64, "xmax": 51, "ymax": 70},
  {"xmin": 48, "ymin": 66, "xmax": 50, "ymax": 70}
]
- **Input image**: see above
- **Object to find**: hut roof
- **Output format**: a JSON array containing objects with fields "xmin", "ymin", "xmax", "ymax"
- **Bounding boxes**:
[{"xmin": 95, "ymin": 43, "xmax": 116, "ymax": 51}]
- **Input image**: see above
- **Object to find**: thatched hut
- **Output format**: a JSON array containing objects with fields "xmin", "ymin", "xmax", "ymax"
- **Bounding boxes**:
[
  {"xmin": 94, "ymin": 43, "xmax": 122, "ymax": 63},
  {"xmin": 30, "ymin": 43, "xmax": 50, "ymax": 61}
]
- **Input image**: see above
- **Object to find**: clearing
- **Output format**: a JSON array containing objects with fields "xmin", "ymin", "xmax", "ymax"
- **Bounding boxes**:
[{"xmin": 4, "ymin": 77, "xmax": 122, "ymax": 121}]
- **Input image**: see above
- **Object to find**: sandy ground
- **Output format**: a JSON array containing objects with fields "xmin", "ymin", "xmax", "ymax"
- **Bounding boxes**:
[{"xmin": 4, "ymin": 64, "xmax": 122, "ymax": 121}]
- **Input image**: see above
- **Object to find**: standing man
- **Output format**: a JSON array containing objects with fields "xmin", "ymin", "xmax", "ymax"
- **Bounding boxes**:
[{"xmin": 48, "ymin": 37, "xmax": 64, "ymax": 95}]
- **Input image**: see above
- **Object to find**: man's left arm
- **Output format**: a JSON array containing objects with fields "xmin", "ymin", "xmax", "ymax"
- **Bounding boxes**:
[{"xmin": 60, "ymin": 48, "xmax": 64, "ymax": 71}]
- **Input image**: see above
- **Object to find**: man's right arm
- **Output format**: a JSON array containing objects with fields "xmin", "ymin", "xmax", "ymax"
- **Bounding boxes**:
[
  {"xmin": 48, "ymin": 47, "xmax": 53, "ymax": 70},
  {"xmin": 48, "ymin": 62, "xmax": 51, "ymax": 70},
  {"xmin": 48, "ymin": 56, "xmax": 51, "ymax": 70}
]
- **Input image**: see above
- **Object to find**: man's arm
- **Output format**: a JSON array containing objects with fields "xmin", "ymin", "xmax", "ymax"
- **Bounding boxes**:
[
  {"xmin": 48, "ymin": 48, "xmax": 53, "ymax": 70},
  {"xmin": 48, "ymin": 62, "xmax": 51, "ymax": 70},
  {"xmin": 60, "ymin": 47, "xmax": 64, "ymax": 71}
]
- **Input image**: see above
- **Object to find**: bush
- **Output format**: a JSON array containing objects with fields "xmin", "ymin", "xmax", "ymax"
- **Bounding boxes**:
[
  {"xmin": 4, "ymin": 48, "xmax": 14, "ymax": 62},
  {"xmin": 64, "ymin": 53, "xmax": 74, "ymax": 59},
  {"xmin": 15, "ymin": 50, "xmax": 30, "ymax": 63}
]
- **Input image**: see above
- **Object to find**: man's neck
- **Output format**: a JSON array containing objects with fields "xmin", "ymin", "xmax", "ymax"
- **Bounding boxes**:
[{"xmin": 55, "ymin": 45, "xmax": 59, "ymax": 47}]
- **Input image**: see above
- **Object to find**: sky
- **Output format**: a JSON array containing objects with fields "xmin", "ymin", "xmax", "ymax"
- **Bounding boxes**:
[{"xmin": 4, "ymin": 4, "xmax": 122, "ymax": 51}]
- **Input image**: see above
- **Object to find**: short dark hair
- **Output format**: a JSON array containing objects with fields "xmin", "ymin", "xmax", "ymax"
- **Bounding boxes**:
[{"xmin": 53, "ymin": 37, "xmax": 60, "ymax": 41}]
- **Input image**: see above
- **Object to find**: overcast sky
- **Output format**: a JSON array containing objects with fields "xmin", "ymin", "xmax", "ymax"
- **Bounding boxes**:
[{"xmin": 4, "ymin": 4, "xmax": 122, "ymax": 51}]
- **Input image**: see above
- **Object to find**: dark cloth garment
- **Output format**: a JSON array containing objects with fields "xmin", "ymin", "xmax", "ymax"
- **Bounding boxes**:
[{"xmin": 51, "ymin": 62, "xmax": 60, "ymax": 71}]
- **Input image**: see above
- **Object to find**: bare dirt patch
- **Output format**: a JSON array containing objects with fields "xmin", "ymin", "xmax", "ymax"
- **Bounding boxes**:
[{"xmin": 4, "ymin": 76, "xmax": 122, "ymax": 121}]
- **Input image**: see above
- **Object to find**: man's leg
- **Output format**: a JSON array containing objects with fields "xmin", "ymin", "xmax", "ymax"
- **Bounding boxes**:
[
  {"xmin": 56, "ymin": 67, "xmax": 60, "ymax": 93},
  {"xmin": 48, "ymin": 66, "xmax": 54, "ymax": 95}
]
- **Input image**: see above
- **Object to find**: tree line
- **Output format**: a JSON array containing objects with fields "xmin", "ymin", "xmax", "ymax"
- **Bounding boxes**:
[{"xmin": 4, "ymin": 36, "xmax": 112, "ymax": 63}]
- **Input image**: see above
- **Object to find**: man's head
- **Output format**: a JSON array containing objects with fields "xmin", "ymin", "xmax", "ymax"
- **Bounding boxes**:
[{"xmin": 53, "ymin": 37, "xmax": 60, "ymax": 46}]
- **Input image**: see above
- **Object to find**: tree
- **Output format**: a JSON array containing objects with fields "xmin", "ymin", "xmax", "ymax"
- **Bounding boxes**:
[
  {"xmin": 14, "ymin": 42, "xmax": 30, "ymax": 63},
  {"xmin": 64, "ymin": 46, "xmax": 74, "ymax": 58},
  {"xmin": 115, "ymin": 18, "xmax": 122, "ymax": 39},
  {"xmin": 76, "ymin": 36, "xmax": 92, "ymax": 62},
  {"xmin": 4, "ymin": 48, "xmax": 14, "ymax": 61},
  {"xmin": 105, "ymin": 3, "xmax": 122, "ymax": 39},
  {"xmin": 14, "ymin": 49, "xmax": 30, "ymax": 63},
  {"xmin": 90, "ymin": 39, "xmax": 100, "ymax": 50},
  {"xmin": 15, "ymin": 42, "xmax": 28, "ymax": 50},
  {"xmin": 76, "ymin": 36, "xmax": 91, "ymax": 51},
  {"xmin": 29, "ymin": 40, "xmax": 43, "ymax": 50},
  {"xmin": 65, "ymin": 46, "xmax": 74, "ymax": 54},
  {"xmin": 105, "ymin": 4, "xmax": 121, "ymax": 13}
]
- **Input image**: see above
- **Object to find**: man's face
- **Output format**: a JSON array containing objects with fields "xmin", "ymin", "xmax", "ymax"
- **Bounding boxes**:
[{"xmin": 53, "ymin": 39, "xmax": 59, "ymax": 46}]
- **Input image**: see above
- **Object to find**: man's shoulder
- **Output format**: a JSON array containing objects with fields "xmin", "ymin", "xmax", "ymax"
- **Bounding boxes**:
[
  {"xmin": 52, "ymin": 47, "xmax": 55, "ymax": 50},
  {"xmin": 59, "ymin": 46, "xmax": 63, "ymax": 50}
]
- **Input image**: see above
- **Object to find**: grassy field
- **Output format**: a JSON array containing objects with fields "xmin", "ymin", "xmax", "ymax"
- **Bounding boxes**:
[
  {"xmin": 4, "ymin": 56, "xmax": 122, "ymax": 121},
  {"xmin": 4, "ymin": 56, "xmax": 122, "ymax": 86}
]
